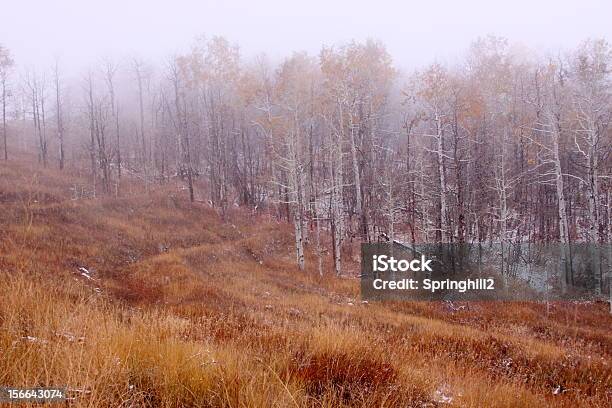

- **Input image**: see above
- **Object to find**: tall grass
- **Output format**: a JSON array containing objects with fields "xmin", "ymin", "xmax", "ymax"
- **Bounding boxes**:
[{"xmin": 0, "ymin": 159, "xmax": 611, "ymax": 407}]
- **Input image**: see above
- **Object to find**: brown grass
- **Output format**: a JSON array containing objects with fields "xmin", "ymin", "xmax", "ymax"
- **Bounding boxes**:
[{"xmin": 0, "ymin": 158, "xmax": 611, "ymax": 407}]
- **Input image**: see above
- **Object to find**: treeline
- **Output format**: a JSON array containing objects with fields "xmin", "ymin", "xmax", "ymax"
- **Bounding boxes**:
[{"xmin": 0, "ymin": 36, "xmax": 610, "ymax": 283}]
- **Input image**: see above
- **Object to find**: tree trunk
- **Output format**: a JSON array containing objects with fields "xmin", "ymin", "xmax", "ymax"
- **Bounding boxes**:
[
  {"xmin": 551, "ymin": 113, "xmax": 571, "ymax": 292},
  {"xmin": 435, "ymin": 111, "xmax": 448, "ymax": 243},
  {"xmin": 54, "ymin": 63, "xmax": 64, "ymax": 170}
]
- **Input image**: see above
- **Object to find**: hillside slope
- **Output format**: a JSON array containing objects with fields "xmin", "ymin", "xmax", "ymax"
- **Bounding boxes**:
[{"xmin": 0, "ymin": 160, "xmax": 611, "ymax": 407}]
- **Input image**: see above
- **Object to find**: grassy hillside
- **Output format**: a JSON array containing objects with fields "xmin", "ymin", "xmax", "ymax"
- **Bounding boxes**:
[{"xmin": 0, "ymin": 159, "xmax": 611, "ymax": 407}]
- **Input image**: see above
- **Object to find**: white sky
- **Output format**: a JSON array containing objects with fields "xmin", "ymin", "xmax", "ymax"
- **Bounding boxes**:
[{"xmin": 1, "ymin": 0, "xmax": 610, "ymax": 72}]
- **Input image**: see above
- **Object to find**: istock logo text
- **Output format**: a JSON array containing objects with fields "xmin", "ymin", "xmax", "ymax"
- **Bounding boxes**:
[{"xmin": 372, "ymin": 254, "xmax": 433, "ymax": 272}]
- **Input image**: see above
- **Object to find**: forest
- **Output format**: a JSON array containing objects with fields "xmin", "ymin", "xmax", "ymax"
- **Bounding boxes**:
[{"xmin": 1, "ymin": 36, "xmax": 611, "ymax": 283}]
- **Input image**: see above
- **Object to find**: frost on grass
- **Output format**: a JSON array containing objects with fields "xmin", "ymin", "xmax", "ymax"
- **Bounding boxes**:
[{"xmin": 433, "ymin": 384, "xmax": 454, "ymax": 404}]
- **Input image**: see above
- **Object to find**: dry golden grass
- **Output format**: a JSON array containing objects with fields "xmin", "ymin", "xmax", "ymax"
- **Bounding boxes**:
[{"xmin": 0, "ymin": 158, "xmax": 611, "ymax": 407}]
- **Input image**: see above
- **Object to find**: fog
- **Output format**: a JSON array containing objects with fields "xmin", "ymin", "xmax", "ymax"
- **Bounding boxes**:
[{"xmin": 2, "ymin": 0, "xmax": 611, "ymax": 73}]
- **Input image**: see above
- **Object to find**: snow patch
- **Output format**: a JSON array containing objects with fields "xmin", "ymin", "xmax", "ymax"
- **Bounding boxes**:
[{"xmin": 433, "ymin": 384, "xmax": 454, "ymax": 404}]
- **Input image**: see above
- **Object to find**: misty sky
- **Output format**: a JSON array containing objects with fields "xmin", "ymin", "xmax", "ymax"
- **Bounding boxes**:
[{"xmin": 2, "ymin": 0, "xmax": 611, "ymax": 73}]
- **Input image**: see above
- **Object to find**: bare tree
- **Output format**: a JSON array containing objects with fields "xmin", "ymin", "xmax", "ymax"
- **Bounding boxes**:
[
  {"xmin": 25, "ymin": 70, "xmax": 48, "ymax": 167},
  {"xmin": 53, "ymin": 59, "xmax": 65, "ymax": 170},
  {"xmin": 104, "ymin": 59, "xmax": 121, "ymax": 185},
  {"xmin": 84, "ymin": 72, "xmax": 97, "ymax": 194},
  {"xmin": 0, "ymin": 45, "xmax": 14, "ymax": 161}
]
